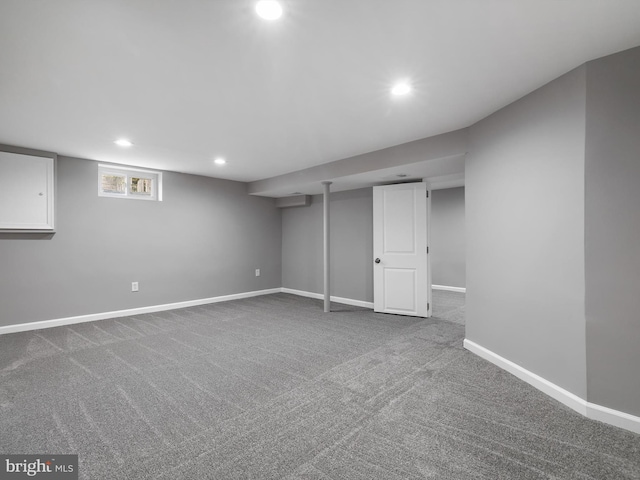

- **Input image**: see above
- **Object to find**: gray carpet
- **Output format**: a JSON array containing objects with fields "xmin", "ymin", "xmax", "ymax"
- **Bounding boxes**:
[{"xmin": 1, "ymin": 292, "xmax": 638, "ymax": 479}]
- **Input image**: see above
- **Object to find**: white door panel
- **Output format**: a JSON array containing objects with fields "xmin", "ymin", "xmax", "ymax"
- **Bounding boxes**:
[
  {"xmin": 0, "ymin": 152, "xmax": 55, "ymax": 230},
  {"xmin": 373, "ymin": 182, "xmax": 430, "ymax": 317},
  {"xmin": 383, "ymin": 268, "xmax": 417, "ymax": 313},
  {"xmin": 383, "ymin": 188, "xmax": 416, "ymax": 253}
]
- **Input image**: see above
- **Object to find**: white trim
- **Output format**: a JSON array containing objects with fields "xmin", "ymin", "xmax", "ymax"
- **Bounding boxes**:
[
  {"xmin": 98, "ymin": 163, "xmax": 161, "ymax": 175},
  {"xmin": 432, "ymin": 284, "xmax": 466, "ymax": 293},
  {"xmin": 5, "ymin": 289, "xmax": 638, "ymax": 435},
  {"xmin": 463, "ymin": 339, "xmax": 587, "ymax": 415},
  {"xmin": 0, "ymin": 288, "xmax": 280, "ymax": 336},
  {"xmin": 281, "ymin": 288, "xmax": 374, "ymax": 309},
  {"xmin": 0, "ymin": 288, "xmax": 375, "ymax": 336},
  {"xmin": 98, "ymin": 164, "xmax": 163, "ymax": 201},
  {"xmin": 587, "ymin": 403, "xmax": 640, "ymax": 435},
  {"xmin": 464, "ymin": 339, "xmax": 640, "ymax": 435}
]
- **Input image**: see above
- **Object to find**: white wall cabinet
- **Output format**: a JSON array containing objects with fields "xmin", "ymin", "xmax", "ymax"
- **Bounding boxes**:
[{"xmin": 0, "ymin": 151, "xmax": 55, "ymax": 231}]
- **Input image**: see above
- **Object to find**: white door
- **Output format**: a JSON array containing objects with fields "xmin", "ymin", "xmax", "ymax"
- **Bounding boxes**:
[{"xmin": 373, "ymin": 182, "xmax": 430, "ymax": 317}]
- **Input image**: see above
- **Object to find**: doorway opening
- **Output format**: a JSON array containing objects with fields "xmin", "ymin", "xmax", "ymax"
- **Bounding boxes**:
[{"xmin": 429, "ymin": 186, "xmax": 466, "ymax": 326}]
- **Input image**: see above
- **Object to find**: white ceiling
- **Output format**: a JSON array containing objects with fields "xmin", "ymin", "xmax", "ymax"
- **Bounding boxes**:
[{"xmin": 1, "ymin": 0, "xmax": 640, "ymax": 187}]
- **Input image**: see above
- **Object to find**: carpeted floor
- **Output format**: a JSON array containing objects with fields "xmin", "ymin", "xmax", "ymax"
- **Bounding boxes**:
[{"xmin": 1, "ymin": 291, "xmax": 638, "ymax": 479}]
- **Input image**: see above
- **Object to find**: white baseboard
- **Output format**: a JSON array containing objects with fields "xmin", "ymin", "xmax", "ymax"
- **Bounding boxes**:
[
  {"xmin": 464, "ymin": 339, "xmax": 640, "ymax": 435},
  {"xmin": 0, "ymin": 287, "xmax": 373, "ymax": 336},
  {"xmin": 587, "ymin": 402, "xmax": 640, "ymax": 435},
  {"xmin": 5, "ymin": 289, "xmax": 638, "ymax": 435},
  {"xmin": 432, "ymin": 284, "xmax": 466, "ymax": 293},
  {"xmin": 463, "ymin": 339, "xmax": 587, "ymax": 414},
  {"xmin": 0, "ymin": 288, "xmax": 281, "ymax": 336},
  {"xmin": 281, "ymin": 288, "xmax": 374, "ymax": 309}
]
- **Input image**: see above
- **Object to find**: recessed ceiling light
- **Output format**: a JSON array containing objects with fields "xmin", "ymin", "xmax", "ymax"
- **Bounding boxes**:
[
  {"xmin": 255, "ymin": 0, "xmax": 283, "ymax": 20},
  {"xmin": 214, "ymin": 158, "xmax": 226, "ymax": 165},
  {"xmin": 114, "ymin": 139, "xmax": 133, "ymax": 147},
  {"xmin": 391, "ymin": 82, "xmax": 412, "ymax": 96}
]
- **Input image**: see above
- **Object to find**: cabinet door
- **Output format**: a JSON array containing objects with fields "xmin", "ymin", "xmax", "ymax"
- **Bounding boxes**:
[{"xmin": 0, "ymin": 151, "xmax": 55, "ymax": 230}]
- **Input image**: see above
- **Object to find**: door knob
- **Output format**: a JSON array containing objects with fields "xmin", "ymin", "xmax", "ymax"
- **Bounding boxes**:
[{"xmin": 375, "ymin": 258, "xmax": 381, "ymax": 264}]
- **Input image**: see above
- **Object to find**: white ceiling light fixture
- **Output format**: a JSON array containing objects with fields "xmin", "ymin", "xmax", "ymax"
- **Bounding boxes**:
[
  {"xmin": 114, "ymin": 138, "xmax": 133, "ymax": 147},
  {"xmin": 214, "ymin": 158, "xmax": 227, "ymax": 165},
  {"xmin": 255, "ymin": 0, "xmax": 283, "ymax": 20},
  {"xmin": 391, "ymin": 82, "xmax": 412, "ymax": 96}
]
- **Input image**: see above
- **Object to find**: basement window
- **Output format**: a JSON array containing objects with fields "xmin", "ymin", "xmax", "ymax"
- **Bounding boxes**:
[{"xmin": 98, "ymin": 165, "xmax": 162, "ymax": 201}]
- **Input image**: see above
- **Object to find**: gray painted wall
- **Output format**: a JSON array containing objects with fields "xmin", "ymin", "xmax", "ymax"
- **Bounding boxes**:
[
  {"xmin": 281, "ymin": 188, "xmax": 373, "ymax": 302},
  {"xmin": 585, "ymin": 46, "xmax": 640, "ymax": 416},
  {"xmin": 249, "ymin": 130, "xmax": 468, "ymax": 196},
  {"xmin": 465, "ymin": 66, "xmax": 587, "ymax": 398},
  {"xmin": 431, "ymin": 187, "xmax": 465, "ymax": 288},
  {"xmin": 0, "ymin": 152, "xmax": 282, "ymax": 327}
]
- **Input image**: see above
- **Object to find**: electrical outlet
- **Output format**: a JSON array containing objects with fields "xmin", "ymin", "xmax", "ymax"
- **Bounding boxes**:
[
  {"xmin": 132, "ymin": 281, "xmax": 139, "ymax": 292},
  {"xmin": 255, "ymin": 269, "xmax": 260, "ymax": 277}
]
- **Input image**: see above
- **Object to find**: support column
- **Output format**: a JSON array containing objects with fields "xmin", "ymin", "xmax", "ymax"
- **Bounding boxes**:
[{"xmin": 322, "ymin": 181, "xmax": 332, "ymax": 313}]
